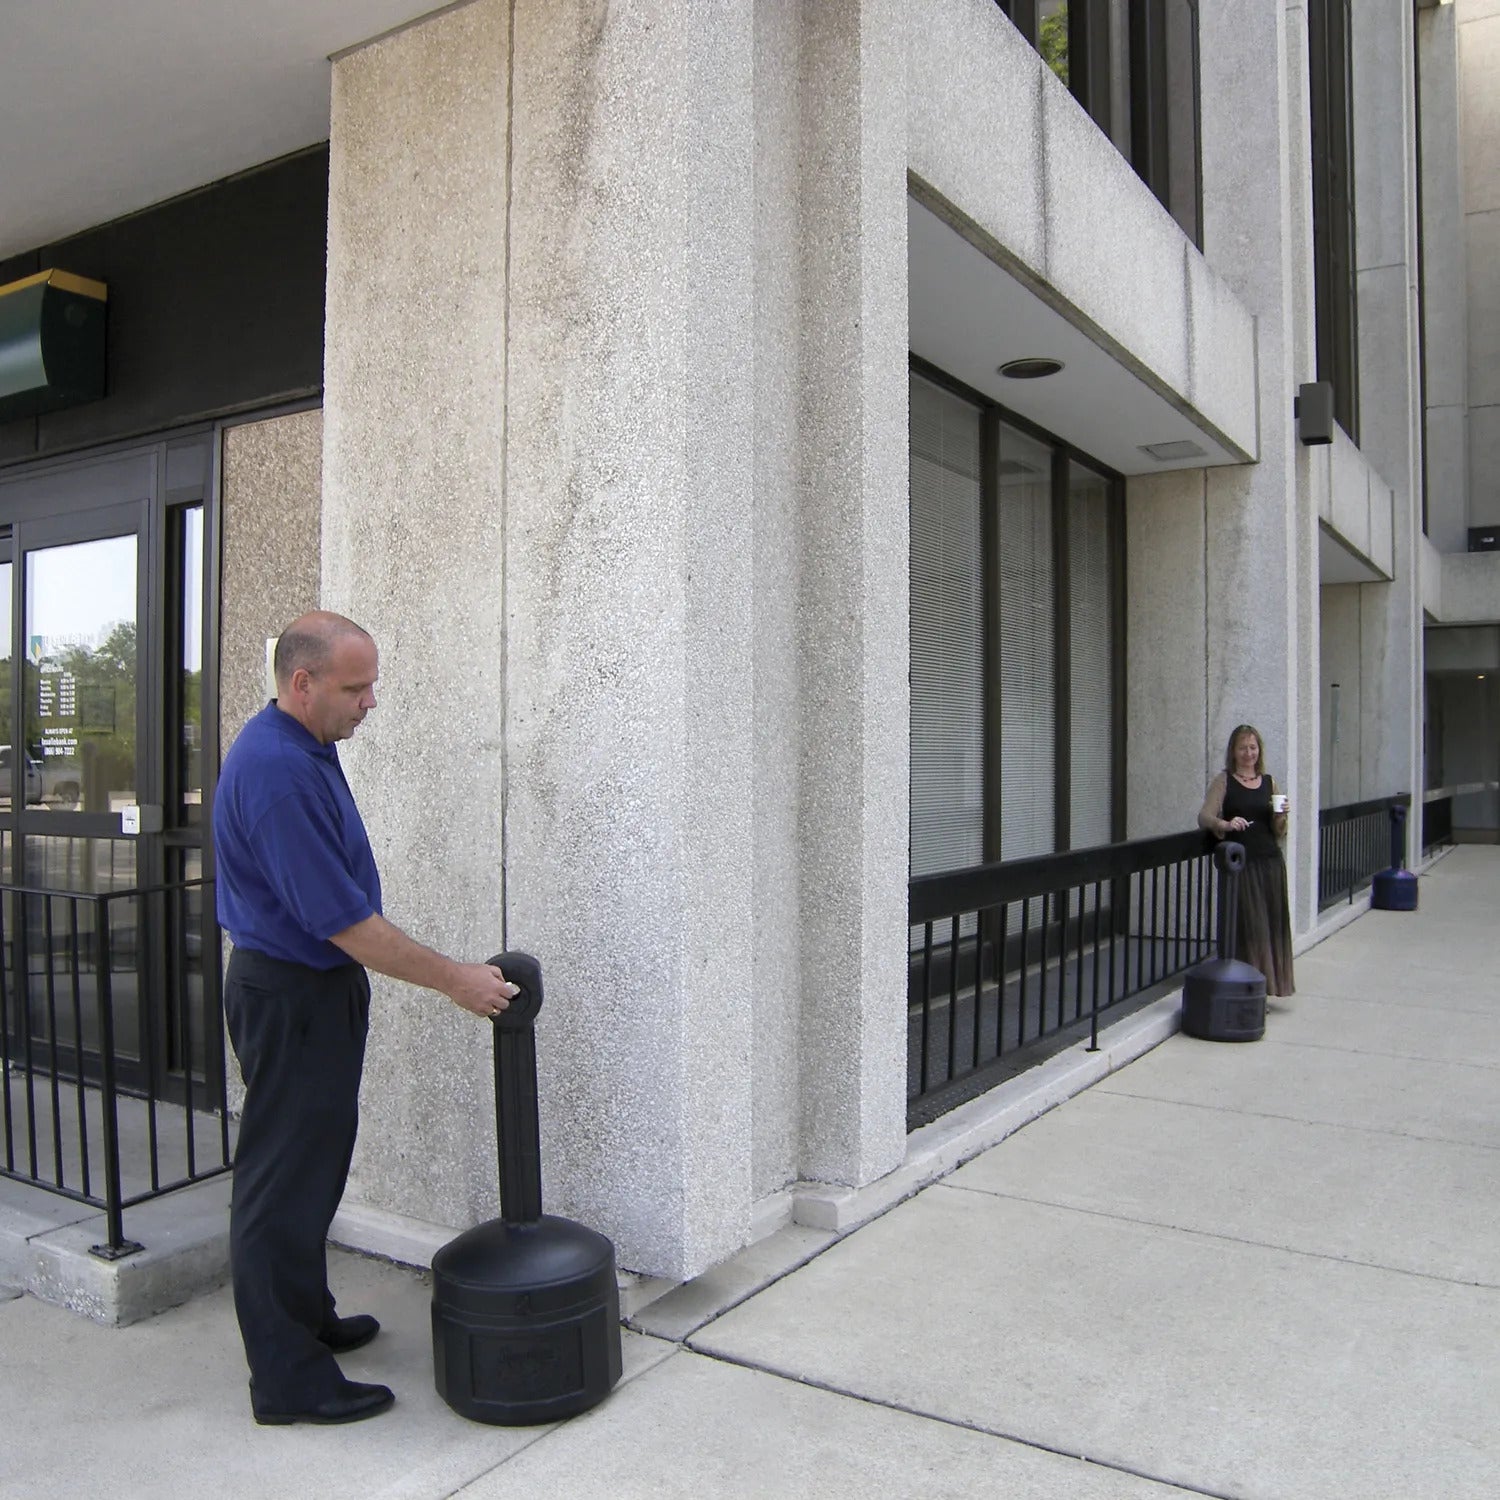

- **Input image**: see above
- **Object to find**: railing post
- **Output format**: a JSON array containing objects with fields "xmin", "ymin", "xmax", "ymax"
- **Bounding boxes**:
[{"xmin": 90, "ymin": 894, "xmax": 142, "ymax": 1261}]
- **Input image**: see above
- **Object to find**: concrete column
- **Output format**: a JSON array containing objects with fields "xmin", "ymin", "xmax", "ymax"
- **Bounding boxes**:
[
  {"xmin": 502, "ymin": 0, "xmax": 756, "ymax": 1279},
  {"xmin": 1124, "ymin": 471, "xmax": 1210, "ymax": 837},
  {"xmin": 1197, "ymin": 2, "xmax": 1309, "ymax": 924},
  {"xmin": 321, "ymin": 0, "xmax": 511, "ymax": 1228},
  {"xmin": 750, "ymin": 0, "xmax": 804, "ymax": 1202},
  {"xmin": 1353, "ymin": 0, "xmax": 1424, "ymax": 845},
  {"xmin": 792, "ymin": 0, "xmax": 908, "ymax": 1189}
]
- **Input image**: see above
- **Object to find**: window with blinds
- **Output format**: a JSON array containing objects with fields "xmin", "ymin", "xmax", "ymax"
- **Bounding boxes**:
[
  {"xmin": 998, "ymin": 423, "xmax": 1056, "ymax": 861},
  {"xmin": 1069, "ymin": 462, "xmax": 1114, "ymax": 849},
  {"xmin": 907, "ymin": 366, "xmax": 1121, "ymax": 879},
  {"xmin": 909, "ymin": 377, "xmax": 984, "ymax": 879}
]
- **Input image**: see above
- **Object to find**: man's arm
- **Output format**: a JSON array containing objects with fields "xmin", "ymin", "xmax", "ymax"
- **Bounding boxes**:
[{"xmin": 329, "ymin": 914, "xmax": 517, "ymax": 1018}]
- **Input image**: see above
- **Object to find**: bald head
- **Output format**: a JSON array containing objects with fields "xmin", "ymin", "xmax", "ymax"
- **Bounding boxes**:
[
  {"xmin": 272, "ymin": 612, "xmax": 379, "ymax": 744},
  {"xmin": 273, "ymin": 612, "xmax": 373, "ymax": 692}
]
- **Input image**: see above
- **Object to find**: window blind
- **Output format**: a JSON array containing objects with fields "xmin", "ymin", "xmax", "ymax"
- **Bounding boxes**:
[
  {"xmin": 998, "ymin": 423, "xmax": 1055, "ymax": 860},
  {"xmin": 1069, "ymin": 463, "xmax": 1114, "ymax": 849},
  {"xmin": 909, "ymin": 375, "xmax": 984, "ymax": 879}
]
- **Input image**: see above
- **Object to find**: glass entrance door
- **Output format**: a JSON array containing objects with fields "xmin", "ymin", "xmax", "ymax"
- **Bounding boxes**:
[{"xmin": 0, "ymin": 438, "xmax": 218, "ymax": 1102}]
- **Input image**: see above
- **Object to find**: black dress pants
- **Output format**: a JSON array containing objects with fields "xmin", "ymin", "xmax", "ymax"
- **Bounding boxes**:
[{"xmin": 225, "ymin": 947, "xmax": 370, "ymax": 1407}]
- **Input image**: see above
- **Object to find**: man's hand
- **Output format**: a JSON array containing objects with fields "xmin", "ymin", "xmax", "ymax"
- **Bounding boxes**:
[
  {"xmin": 329, "ymin": 914, "xmax": 519, "ymax": 1020},
  {"xmin": 445, "ymin": 963, "xmax": 519, "ymax": 1019}
]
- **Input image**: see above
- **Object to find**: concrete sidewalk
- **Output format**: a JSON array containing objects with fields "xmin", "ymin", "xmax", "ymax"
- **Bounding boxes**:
[{"xmin": 2, "ymin": 847, "xmax": 1497, "ymax": 1499}]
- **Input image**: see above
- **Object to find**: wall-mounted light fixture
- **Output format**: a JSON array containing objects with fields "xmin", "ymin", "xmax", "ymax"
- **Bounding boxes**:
[
  {"xmin": 1295, "ymin": 380, "xmax": 1334, "ymax": 445},
  {"xmin": 0, "ymin": 269, "xmax": 108, "ymax": 424},
  {"xmin": 999, "ymin": 357, "xmax": 1064, "ymax": 379}
]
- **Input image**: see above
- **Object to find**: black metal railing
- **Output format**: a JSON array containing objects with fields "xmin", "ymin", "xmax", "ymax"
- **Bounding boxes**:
[
  {"xmin": 1316, "ymin": 795, "xmax": 1411, "ymax": 910},
  {"xmin": 1421, "ymin": 790, "xmax": 1454, "ymax": 856},
  {"xmin": 0, "ymin": 877, "xmax": 229, "ymax": 1258},
  {"xmin": 908, "ymin": 830, "xmax": 1219, "ymax": 1126}
]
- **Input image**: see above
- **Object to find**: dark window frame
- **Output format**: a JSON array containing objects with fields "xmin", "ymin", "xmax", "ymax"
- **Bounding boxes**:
[
  {"xmin": 910, "ymin": 355, "xmax": 1128, "ymax": 867},
  {"xmin": 1412, "ymin": 0, "xmax": 1430, "ymax": 536},
  {"xmin": 1129, "ymin": 0, "xmax": 1203, "ymax": 246},
  {"xmin": 1309, "ymin": 0, "xmax": 1360, "ymax": 441},
  {"xmin": 996, "ymin": 1, "xmax": 1200, "ymax": 247}
]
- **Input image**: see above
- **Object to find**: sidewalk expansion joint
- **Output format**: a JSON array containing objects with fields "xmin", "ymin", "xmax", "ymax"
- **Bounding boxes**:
[
  {"xmin": 939, "ymin": 1183, "xmax": 1500, "ymax": 1290},
  {"xmin": 1275, "ymin": 1037, "xmax": 1500, "ymax": 1070},
  {"xmin": 1093, "ymin": 1087, "xmax": 1500, "ymax": 1150},
  {"xmin": 678, "ymin": 1342, "xmax": 1244, "ymax": 1500}
]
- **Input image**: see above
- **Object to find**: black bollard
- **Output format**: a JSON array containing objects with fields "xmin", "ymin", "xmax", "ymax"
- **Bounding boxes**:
[
  {"xmin": 1181, "ymin": 842, "xmax": 1267, "ymax": 1042},
  {"xmin": 1371, "ymin": 803, "xmax": 1419, "ymax": 911},
  {"xmin": 430, "ymin": 952, "xmax": 623, "ymax": 1425}
]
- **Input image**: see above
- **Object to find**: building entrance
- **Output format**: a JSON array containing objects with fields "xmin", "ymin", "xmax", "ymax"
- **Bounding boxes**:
[{"xmin": 0, "ymin": 435, "xmax": 219, "ymax": 1106}]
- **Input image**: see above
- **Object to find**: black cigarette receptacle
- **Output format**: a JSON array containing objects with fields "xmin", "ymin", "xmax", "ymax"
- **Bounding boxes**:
[
  {"xmin": 430, "ymin": 952, "xmax": 622, "ymax": 1425},
  {"xmin": 1181, "ymin": 842, "xmax": 1267, "ymax": 1042}
]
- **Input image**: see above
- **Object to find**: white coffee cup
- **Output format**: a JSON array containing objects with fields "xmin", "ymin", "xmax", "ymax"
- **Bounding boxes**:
[{"xmin": 1270, "ymin": 793, "xmax": 1288, "ymax": 814}]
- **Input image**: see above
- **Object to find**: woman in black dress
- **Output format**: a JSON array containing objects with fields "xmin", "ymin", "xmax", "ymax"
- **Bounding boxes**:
[{"xmin": 1197, "ymin": 723, "xmax": 1295, "ymax": 995}]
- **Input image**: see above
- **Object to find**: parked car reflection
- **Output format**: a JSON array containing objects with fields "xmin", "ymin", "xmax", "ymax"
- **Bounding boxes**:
[{"xmin": 0, "ymin": 745, "xmax": 43, "ymax": 805}]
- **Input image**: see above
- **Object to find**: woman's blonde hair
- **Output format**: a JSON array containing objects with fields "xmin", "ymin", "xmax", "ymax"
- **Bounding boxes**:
[{"xmin": 1223, "ymin": 723, "xmax": 1266, "ymax": 776}]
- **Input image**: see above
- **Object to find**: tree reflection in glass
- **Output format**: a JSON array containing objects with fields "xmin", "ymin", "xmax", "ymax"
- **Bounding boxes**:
[{"xmin": 25, "ymin": 536, "xmax": 137, "ymax": 814}]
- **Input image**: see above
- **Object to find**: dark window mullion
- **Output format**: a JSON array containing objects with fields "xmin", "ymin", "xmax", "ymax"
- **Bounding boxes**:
[
  {"xmin": 1003, "ymin": 0, "xmax": 1041, "ymax": 46},
  {"xmin": 982, "ymin": 408, "xmax": 1004, "ymax": 865},
  {"xmin": 1109, "ymin": 478, "xmax": 1128, "ymax": 843},
  {"xmin": 1130, "ymin": 0, "xmax": 1169, "ymax": 203},
  {"xmin": 1309, "ymin": 0, "xmax": 1360, "ymax": 440},
  {"xmin": 1071, "ymin": 1, "xmax": 1113, "ymax": 136},
  {"xmin": 1052, "ymin": 449, "xmax": 1072, "ymax": 856}
]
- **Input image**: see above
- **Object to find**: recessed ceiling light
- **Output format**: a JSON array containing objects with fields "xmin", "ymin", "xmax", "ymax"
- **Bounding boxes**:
[
  {"xmin": 999, "ymin": 358, "xmax": 1064, "ymax": 379},
  {"xmin": 1138, "ymin": 439, "xmax": 1208, "ymax": 461}
]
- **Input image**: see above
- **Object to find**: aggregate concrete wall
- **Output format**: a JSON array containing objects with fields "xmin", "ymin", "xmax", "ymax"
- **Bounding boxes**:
[
  {"xmin": 1352, "ymin": 0, "xmax": 1423, "ymax": 822},
  {"xmin": 500, "ymin": 0, "xmax": 760, "ymax": 1279},
  {"xmin": 791, "ymin": 0, "xmax": 909, "ymax": 1192},
  {"xmin": 1196, "ymin": 0, "xmax": 1310, "ymax": 924},
  {"xmin": 219, "ymin": 407, "xmax": 324, "ymax": 1114},
  {"xmin": 1123, "ymin": 470, "xmax": 1210, "ymax": 838},
  {"xmin": 219, "ymin": 409, "xmax": 323, "ymax": 754},
  {"xmin": 749, "ymin": 0, "xmax": 805, "ymax": 1205},
  {"xmin": 322, "ymin": 0, "xmax": 510, "ymax": 1230}
]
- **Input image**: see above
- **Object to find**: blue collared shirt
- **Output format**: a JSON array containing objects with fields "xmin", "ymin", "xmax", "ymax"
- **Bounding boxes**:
[{"xmin": 213, "ymin": 702, "xmax": 382, "ymax": 969}]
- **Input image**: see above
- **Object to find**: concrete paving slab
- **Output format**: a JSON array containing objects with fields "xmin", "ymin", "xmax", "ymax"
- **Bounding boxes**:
[
  {"xmin": 1264, "ymin": 989, "xmax": 1500, "ymax": 1064},
  {"xmin": 1287, "ymin": 949, "xmax": 1500, "ymax": 1010},
  {"xmin": 0, "ymin": 1247, "xmax": 667, "ymax": 1500},
  {"xmin": 627, "ymin": 1223, "xmax": 835, "ymax": 1341},
  {"xmin": 1099, "ymin": 1032, "xmax": 1500, "ymax": 1148},
  {"xmin": 1305, "ymin": 915, "xmax": 1496, "ymax": 976},
  {"xmin": 449, "ymin": 1345, "xmax": 1186, "ymax": 1499},
  {"xmin": 948, "ymin": 1089, "xmax": 1500, "ymax": 1284},
  {"xmin": 692, "ymin": 1186, "xmax": 1500, "ymax": 1500}
]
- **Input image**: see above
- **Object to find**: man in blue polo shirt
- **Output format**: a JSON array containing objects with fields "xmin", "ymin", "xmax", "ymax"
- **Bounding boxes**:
[{"xmin": 215, "ymin": 610, "xmax": 517, "ymax": 1427}]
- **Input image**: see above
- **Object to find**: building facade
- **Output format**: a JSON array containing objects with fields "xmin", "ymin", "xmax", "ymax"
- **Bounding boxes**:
[{"xmin": 0, "ymin": 0, "xmax": 1494, "ymax": 1287}]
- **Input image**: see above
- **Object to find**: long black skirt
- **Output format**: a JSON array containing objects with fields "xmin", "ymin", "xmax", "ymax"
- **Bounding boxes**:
[{"xmin": 1236, "ymin": 852, "xmax": 1295, "ymax": 996}]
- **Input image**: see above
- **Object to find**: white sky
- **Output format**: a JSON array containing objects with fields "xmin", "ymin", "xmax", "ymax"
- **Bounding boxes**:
[{"xmin": 0, "ymin": 522, "xmax": 204, "ymax": 673}]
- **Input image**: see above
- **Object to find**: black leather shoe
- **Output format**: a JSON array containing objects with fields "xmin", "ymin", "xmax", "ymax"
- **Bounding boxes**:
[
  {"xmin": 318, "ymin": 1313, "xmax": 381, "ymax": 1353},
  {"xmin": 253, "ymin": 1379, "xmax": 395, "ymax": 1426}
]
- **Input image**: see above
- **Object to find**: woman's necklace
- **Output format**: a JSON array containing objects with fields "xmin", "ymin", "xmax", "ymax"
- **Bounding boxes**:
[{"xmin": 1233, "ymin": 770, "xmax": 1259, "ymax": 786}]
